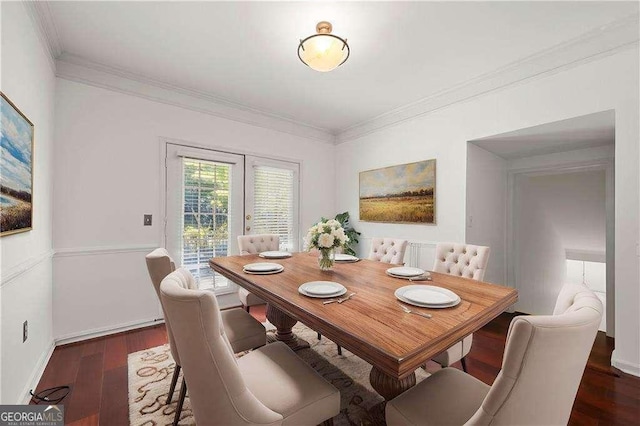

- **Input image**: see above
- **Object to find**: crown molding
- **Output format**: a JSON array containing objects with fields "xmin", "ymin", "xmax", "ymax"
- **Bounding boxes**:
[
  {"xmin": 55, "ymin": 53, "xmax": 336, "ymax": 144},
  {"xmin": 24, "ymin": 0, "xmax": 335, "ymax": 143},
  {"xmin": 25, "ymin": 3, "xmax": 638, "ymax": 146},
  {"xmin": 22, "ymin": 1, "xmax": 62, "ymax": 72},
  {"xmin": 336, "ymin": 13, "xmax": 640, "ymax": 144}
]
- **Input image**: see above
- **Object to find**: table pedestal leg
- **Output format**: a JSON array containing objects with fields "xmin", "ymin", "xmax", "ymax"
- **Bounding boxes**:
[
  {"xmin": 369, "ymin": 366, "xmax": 416, "ymax": 401},
  {"xmin": 266, "ymin": 303, "xmax": 310, "ymax": 351}
]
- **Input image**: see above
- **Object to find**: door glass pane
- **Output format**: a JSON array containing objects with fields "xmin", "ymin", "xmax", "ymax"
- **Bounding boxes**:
[
  {"xmin": 252, "ymin": 165, "xmax": 296, "ymax": 251},
  {"xmin": 182, "ymin": 158, "xmax": 231, "ymax": 290}
]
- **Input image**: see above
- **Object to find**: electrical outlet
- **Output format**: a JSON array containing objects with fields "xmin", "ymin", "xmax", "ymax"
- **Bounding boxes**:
[
  {"xmin": 144, "ymin": 214, "xmax": 152, "ymax": 226},
  {"xmin": 23, "ymin": 320, "xmax": 28, "ymax": 343}
]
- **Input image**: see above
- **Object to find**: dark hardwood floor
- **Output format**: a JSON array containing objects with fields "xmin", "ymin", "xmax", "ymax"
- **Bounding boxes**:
[{"xmin": 32, "ymin": 307, "xmax": 639, "ymax": 425}]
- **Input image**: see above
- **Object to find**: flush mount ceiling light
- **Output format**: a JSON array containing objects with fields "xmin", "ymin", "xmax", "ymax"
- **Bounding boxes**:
[{"xmin": 298, "ymin": 21, "xmax": 350, "ymax": 72}]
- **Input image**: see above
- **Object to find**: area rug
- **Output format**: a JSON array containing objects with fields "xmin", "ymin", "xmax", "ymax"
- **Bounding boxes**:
[{"xmin": 128, "ymin": 323, "xmax": 429, "ymax": 425}]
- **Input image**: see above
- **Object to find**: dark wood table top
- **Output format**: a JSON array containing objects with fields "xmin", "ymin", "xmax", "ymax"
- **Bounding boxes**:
[{"xmin": 210, "ymin": 252, "xmax": 518, "ymax": 378}]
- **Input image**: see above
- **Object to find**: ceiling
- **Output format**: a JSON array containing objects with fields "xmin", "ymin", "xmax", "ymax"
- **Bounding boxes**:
[
  {"xmin": 48, "ymin": 1, "xmax": 638, "ymax": 133},
  {"xmin": 470, "ymin": 110, "xmax": 615, "ymax": 159}
]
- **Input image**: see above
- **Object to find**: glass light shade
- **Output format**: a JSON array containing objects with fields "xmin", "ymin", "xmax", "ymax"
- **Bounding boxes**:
[{"xmin": 298, "ymin": 34, "xmax": 349, "ymax": 72}]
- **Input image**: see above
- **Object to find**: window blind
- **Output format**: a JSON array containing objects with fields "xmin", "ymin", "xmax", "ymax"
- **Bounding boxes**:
[
  {"xmin": 182, "ymin": 158, "xmax": 231, "ymax": 290},
  {"xmin": 252, "ymin": 165, "xmax": 296, "ymax": 251}
]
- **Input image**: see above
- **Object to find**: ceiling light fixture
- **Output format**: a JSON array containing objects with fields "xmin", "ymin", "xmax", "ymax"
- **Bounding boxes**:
[{"xmin": 298, "ymin": 21, "xmax": 350, "ymax": 72}]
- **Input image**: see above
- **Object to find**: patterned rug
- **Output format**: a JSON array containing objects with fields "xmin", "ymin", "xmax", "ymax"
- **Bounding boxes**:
[{"xmin": 128, "ymin": 323, "xmax": 429, "ymax": 425}]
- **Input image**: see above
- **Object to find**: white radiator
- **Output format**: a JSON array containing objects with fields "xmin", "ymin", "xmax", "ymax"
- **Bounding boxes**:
[
  {"xmin": 357, "ymin": 238, "xmax": 436, "ymax": 269},
  {"xmin": 406, "ymin": 242, "xmax": 437, "ymax": 269}
]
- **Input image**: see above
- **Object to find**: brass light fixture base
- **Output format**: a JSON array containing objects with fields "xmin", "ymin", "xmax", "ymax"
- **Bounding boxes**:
[{"xmin": 316, "ymin": 21, "xmax": 333, "ymax": 34}]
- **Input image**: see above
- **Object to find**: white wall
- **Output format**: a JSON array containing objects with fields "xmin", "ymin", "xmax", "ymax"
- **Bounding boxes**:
[
  {"xmin": 465, "ymin": 144, "xmax": 507, "ymax": 284},
  {"xmin": 513, "ymin": 174, "xmax": 569, "ymax": 315},
  {"xmin": 53, "ymin": 79, "xmax": 336, "ymax": 341},
  {"xmin": 522, "ymin": 170, "xmax": 606, "ymax": 255},
  {"xmin": 513, "ymin": 171, "xmax": 606, "ymax": 317},
  {"xmin": 335, "ymin": 48, "xmax": 640, "ymax": 375},
  {"xmin": 0, "ymin": 3, "xmax": 56, "ymax": 403}
]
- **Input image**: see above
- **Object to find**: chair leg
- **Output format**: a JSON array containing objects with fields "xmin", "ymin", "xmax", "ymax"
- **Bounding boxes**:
[
  {"xmin": 173, "ymin": 378, "xmax": 187, "ymax": 426},
  {"xmin": 461, "ymin": 357, "xmax": 468, "ymax": 373},
  {"xmin": 337, "ymin": 345, "xmax": 342, "ymax": 355},
  {"xmin": 317, "ymin": 332, "xmax": 321, "ymax": 340},
  {"xmin": 167, "ymin": 364, "xmax": 181, "ymax": 404}
]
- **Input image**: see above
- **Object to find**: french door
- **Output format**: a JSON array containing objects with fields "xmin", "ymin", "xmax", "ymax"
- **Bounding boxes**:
[
  {"xmin": 166, "ymin": 144, "xmax": 244, "ymax": 293},
  {"xmin": 165, "ymin": 144, "xmax": 299, "ymax": 294}
]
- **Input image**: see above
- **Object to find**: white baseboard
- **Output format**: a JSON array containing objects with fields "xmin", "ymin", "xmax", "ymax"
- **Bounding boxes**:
[
  {"xmin": 54, "ymin": 298, "xmax": 247, "ymax": 346},
  {"xmin": 20, "ymin": 340, "xmax": 56, "ymax": 404},
  {"xmin": 612, "ymin": 349, "xmax": 640, "ymax": 377},
  {"xmin": 55, "ymin": 317, "xmax": 164, "ymax": 346}
]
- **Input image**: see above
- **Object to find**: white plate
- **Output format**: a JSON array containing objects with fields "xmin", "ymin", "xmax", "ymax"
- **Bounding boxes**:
[
  {"xmin": 299, "ymin": 286, "xmax": 347, "ymax": 299},
  {"xmin": 259, "ymin": 251, "xmax": 292, "ymax": 259},
  {"xmin": 386, "ymin": 270, "xmax": 431, "ymax": 280},
  {"xmin": 397, "ymin": 294, "xmax": 460, "ymax": 309},
  {"xmin": 395, "ymin": 285, "xmax": 461, "ymax": 308},
  {"xmin": 301, "ymin": 281, "xmax": 346, "ymax": 295},
  {"xmin": 243, "ymin": 268, "xmax": 284, "ymax": 275},
  {"xmin": 298, "ymin": 281, "xmax": 347, "ymax": 298},
  {"xmin": 243, "ymin": 262, "xmax": 283, "ymax": 272},
  {"xmin": 386, "ymin": 267, "xmax": 425, "ymax": 277},
  {"xmin": 403, "ymin": 287, "xmax": 458, "ymax": 305},
  {"xmin": 334, "ymin": 254, "xmax": 359, "ymax": 262}
]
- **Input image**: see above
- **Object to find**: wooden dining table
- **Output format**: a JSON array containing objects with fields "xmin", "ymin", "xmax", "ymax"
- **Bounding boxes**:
[{"xmin": 209, "ymin": 252, "xmax": 517, "ymax": 401}]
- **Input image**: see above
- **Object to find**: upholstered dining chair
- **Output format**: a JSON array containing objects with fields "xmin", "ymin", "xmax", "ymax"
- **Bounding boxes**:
[
  {"xmin": 319, "ymin": 237, "xmax": 409, "ymax": 355},
  {"xmin": 160, "ymin": 268, "xmax": 341, "ymax": 426},
  {"xmin": 145, "ymin": 248, "xmax": 266, "ymax": 425},
  {"xmin": 237, "ymin": 234, "xmax": 280, "ymax": 312},
  {"xmin": 430, "ymin": 242, "xmax": 490, "ymax": 372},
  {"xmin": 386, "ymin": 282, "xmax": 603, "ymax": 426},
  {"xmin": 368, "ymin": 237, "xmax": 409, "ymax": 264}
]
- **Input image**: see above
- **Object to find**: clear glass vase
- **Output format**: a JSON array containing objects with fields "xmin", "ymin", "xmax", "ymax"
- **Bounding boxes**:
[{"xmin": 318, "ymin": 248, "xmax": 335, "ymax": 271}]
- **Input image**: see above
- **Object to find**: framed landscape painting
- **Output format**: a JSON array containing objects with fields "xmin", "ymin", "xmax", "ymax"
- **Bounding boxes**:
[
  {"xmin": 359, "ymin": 159, "xmax": 436, "ymax": 224},
  {"xmin": 1, "ymin": 92, "xmax": 34, "ymax": 236}
]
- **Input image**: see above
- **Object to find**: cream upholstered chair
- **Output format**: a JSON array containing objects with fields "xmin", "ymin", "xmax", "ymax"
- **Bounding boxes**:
[
  {"xmin": 146, "ymin": 248, "xmax": 266, "ymax": 425},
  {"xmin": 431, "ymin": 242, "xmax": 490, "ymax": 372},
  {"xmin": 160, "ymin": 268, "xmax": 341, "ymax": 426},
  {"xmin": 237, "ymin": 234, "xmax": 280, "ymax": 311},
  {"xmin": 368, "ymin": 238, "xmax": 408, "ymax": 264},
  {"xmin": 386, "ymin": 282, "xmax": 603, "ymax": 426},
  {"xmin": 433, "ymin": 243, "xmax": 490, "ymax": 280}
]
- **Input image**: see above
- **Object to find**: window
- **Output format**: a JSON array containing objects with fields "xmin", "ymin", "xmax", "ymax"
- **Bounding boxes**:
[{"xmin": 181, "ymin": 158, "xmax": 232, "ymax": 290}]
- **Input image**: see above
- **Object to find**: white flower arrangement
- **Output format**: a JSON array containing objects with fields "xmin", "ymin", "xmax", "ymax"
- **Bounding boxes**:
[{"xmin": 304, "ymin": 219, "xmax": 349, "ymax": 251}]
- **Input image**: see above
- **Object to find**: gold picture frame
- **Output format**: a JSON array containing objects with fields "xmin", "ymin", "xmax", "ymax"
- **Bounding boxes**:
[
  {"xmin": 1, "ymin": 92, "xmax": 34, "ymax": 236},
  {"xmin": 359, "ymin": 159, "xmax": 436, "ymax": 224}
]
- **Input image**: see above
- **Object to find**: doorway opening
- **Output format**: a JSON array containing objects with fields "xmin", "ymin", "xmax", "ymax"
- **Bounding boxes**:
[{"xmin": 465, "ymin": 110, "xmax": 615, "ymax": 338}]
